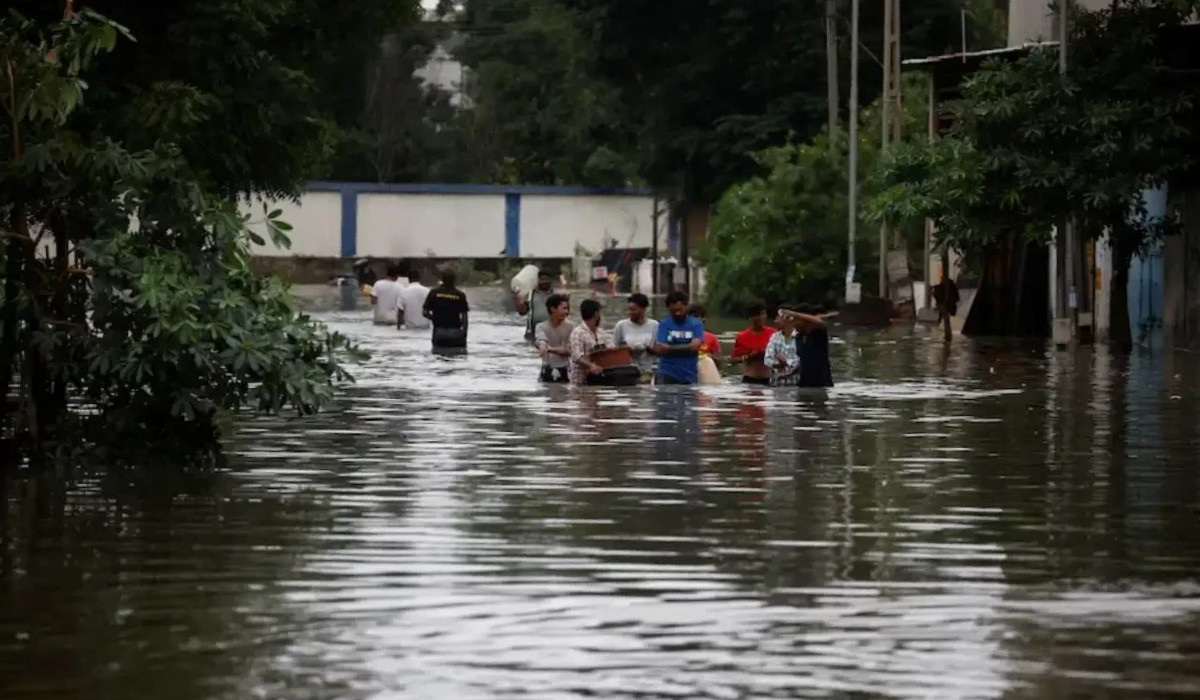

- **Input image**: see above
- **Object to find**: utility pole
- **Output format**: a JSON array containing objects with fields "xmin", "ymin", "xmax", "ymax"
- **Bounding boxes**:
[
  {"xmin": 879, "ymin": 0, "xmax": 902, "ymax": 299},
  {"xmin": 1058, "ymin": 0, "xmax": 1076, "ymax": 345},
  {"xmin": 826, "ymin": 0, "xmax": 839, "ymax": 139},
  {"xmin": 846, "ymin": 0, "xmax": 860, "ymax": 303}
]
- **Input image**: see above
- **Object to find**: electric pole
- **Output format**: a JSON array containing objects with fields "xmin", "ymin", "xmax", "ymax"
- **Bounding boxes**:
[
  {"xmin": 879, "ymin": 0, "xmax": 902, "ymax": 299},
  {"xmin": 826, "ymin": 0, "xmax": 839, "ymax": 139},
  {"xmin": 846, "ymin": 0, "xmax": 860, "ymax": 303}
]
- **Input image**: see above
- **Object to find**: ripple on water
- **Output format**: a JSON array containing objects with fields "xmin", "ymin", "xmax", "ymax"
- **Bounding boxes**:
[{"xmin": 3, "ymin": 288, "xmax": 1200, "ymax": 699}]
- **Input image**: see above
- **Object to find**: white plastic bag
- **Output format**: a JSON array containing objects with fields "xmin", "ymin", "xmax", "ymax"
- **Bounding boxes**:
[
  {"xmin": 697, "ymin": 355, "xmax": 722, "ymax": 385},
  {"xmin": 510, "ymin": 265, "xmax": 540, "ymax": 301}
]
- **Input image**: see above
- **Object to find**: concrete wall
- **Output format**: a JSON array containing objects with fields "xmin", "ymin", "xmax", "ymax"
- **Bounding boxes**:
[
  {"xmin": 521, "ymin": 195, "xmax": 652, "ymax": 258},
  {"xmin": 244, "ymin": 191, "xmax": 342, "ymax": 257},
  {"xmin": 244, "ymin": 182, "xmax": 657, "ymax": 261},
  {"xmin": 357, "ymin": 192, "xmax": 504, "ymax": 258}
]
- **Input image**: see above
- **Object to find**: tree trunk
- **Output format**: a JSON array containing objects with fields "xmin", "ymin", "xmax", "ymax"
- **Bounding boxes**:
[
  {"xmin": 941, "ymin": 249, "xmax": 952, "ymax": 344},
  {"xmin": 0, "ymin": 205, "xmax": 26, "ymax": 445},
  {"xmin": 48, "ymin": 221, "xmax": 69, "ymax": 431},
  {"xmin": 1110, "ymin": 245, "xmax": 1133, "ymax": 353}
]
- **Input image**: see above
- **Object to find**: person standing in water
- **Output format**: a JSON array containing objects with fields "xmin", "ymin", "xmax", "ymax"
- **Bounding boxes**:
[
  {"xmin": 765, "ymin": 306, "xmax": 802, "ymax": 387},
  {"xmin": 654, "ymin": 291, "xmax": 704, "ymax": 385},
  {"xmin": 793, "ymin": 304, "xmax": 836, "ymax": 388},
  {"xmin": 423, "ymin": 269, "xmax": 469, "ymax": 354},
  {"xmin": 568, "ymin": 299, "xmax": 609, "ymax": 386},
  {"xmin": 370, "ymin": 263, "xmax": 406, "ymax": 326},
  {"xmin": 397, "ymin": 267, "xmax": 430, "ymax": 330},
  {"xmin": 612, "ymin": 293, "xmax": 659, "ymax": 383},
  {"xmin": 517, "ymin": 269, "xmax": 556, "ymax": 342},
  {"xmin": 535, "ymin": 294, "xmax": 575, "ymax": 383},
  {"xmin": 730, "ymin": 301, "xmax": 776, "ymax": 385}
]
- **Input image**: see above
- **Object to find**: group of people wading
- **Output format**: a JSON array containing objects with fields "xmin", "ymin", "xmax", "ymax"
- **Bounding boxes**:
[
  {"xmin": 368, "ymin": 263, "xmax": 470, "ymax": 356},
  {"xmin": 517, "ymin": 268, "xmax": 835, "ymax": 388},
  {"xmin": 368, "ymin": 262, "xmax": 835, "ymax": 386}
]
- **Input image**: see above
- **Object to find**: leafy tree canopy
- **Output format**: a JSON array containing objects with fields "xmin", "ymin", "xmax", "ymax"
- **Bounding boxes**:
[
  {"xmin": 1, "ymin": 5, "xmax": 385, "ymax": 466},
  {"xmin": 870, "ymin": 0, "xmax": 1199, "ymax": 348}
]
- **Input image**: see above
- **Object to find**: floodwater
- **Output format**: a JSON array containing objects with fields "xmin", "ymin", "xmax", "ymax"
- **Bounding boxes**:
[{"xmin": 3, "ymin": 287, "xmax": 1200, "ymax": 699}]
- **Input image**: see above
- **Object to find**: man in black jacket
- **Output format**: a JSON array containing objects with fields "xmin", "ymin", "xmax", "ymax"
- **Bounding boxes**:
[{"xmin": 423, "ymin": 269, "xmax": 469, "ymax": 355}]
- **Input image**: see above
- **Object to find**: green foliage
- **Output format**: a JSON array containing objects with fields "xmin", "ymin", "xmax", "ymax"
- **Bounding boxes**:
[
  {"xmin": 869, "ymin": 0, "xmax": 1198, "ymax": 347},
  {"xmin": 704, "ymin": 134, "xmax": 855, "ymax": 314},
  {"xmin": 704, "ymin": 76, "xmax": 932, "ymax": 314},
  {"xmin": 1, "ymin": 9, "xmax": 364, "ymax": 463},
  {"xmin": 449, "ymin": 0, "xmax": 637, "ymax": 185}
]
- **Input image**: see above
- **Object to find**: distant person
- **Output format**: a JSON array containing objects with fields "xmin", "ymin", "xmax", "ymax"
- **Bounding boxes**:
[
  {"xmin": 423, "ymin": 269, "xmax": 469, "ymax": 354},
  {"xmin": 613, "ymin": 293, "xmax": 659, "ymax": 383},
  {"xmin": 730, "ymin": 301, "xmax": 776, "ymax": 385},
  {"xmin": 654, "ymin": 291, "xmax": 704, "ymax": 385},
  {"xmin": 517, "ymin": 269, "xmax": 557, "ymax": 342},
  {"xmin": 932, "ymin": 274, "xmax": 960, "ymax": 324},
  {"xmin": 354, "ymin": 258, "xmax": 377, "ymax": 288},
  {"xmin": 535, "ymin": 294, "xmax": 575, "ymax": 383},
  {"xmin": 397, "ymin": 269, "xmax": 430, "ymax": 329},
  {"xmin": 568, "ymin": 299, "xmax": 609, "ymax": 385},
  {"xmin": 370, "ymin": 263, "xmax": 405, "ymax": 326},
  {"xmin": 688, "ymin": 303, "xmax": 723, "ymax": 384},
  {"xmin": 793, "ymin": 304, "xmax": 836, "ymax": 388},
  {"xmin": 765, "ymin": 306, "xmax": 802, "ymax": 386}
]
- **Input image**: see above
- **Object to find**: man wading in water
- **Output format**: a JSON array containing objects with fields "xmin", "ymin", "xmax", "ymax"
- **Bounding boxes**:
[
  {"xmin": 793, "ymin": 304, "xmax": 836, "ymax": 388},
  {"xmin": 613, "ymin": 293, "xmax": 658, "ymax": 384},
  {"xmin": 535, "ymin": 294, "xmax": 574, "ymax": 383},
  {"xmin": 730, "ymin": 301, "xmax": 776, "ymax": 385},
  {"xmin": 517, "ymin": 269, "xmax": 556, "ymax": 342},
  {"xmin": 654, "ymin": 291, "xmax": 704, "ymax": 385},
  {"xmin": 423, "ymin": 269, "xmax": 469, "ymax": 355},
  {"xmin": 568, "ymin": 299, "xmax": 609, "ymax": 386}
]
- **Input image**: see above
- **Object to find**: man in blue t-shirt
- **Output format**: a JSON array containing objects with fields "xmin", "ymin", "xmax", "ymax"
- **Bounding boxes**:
[{"xmin": 654, "ymin": 290, "xmax": 705, "ymax": 385}]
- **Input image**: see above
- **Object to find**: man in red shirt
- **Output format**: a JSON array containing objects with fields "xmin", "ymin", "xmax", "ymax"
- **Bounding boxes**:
[{"xmin": 730, "ymin": 301, "xmax": 776, "ymax": 385}]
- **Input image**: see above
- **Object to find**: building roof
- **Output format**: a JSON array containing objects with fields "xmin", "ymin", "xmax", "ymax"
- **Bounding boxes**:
[{"xmin": 902, "ymin": 42, "xmax": 1058, "ymax": 70}]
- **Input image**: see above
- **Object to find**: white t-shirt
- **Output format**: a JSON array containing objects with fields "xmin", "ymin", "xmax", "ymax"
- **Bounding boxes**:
[
  {"xmin": 613, "ymin": 318, "xmax": 660, "ymax": 373},
  {"xmin": 371, "ymin": 278, "xmax": 406, "ymax": 325},
  {"xmin": 398, "ymin": 282, "xmax": 431, "ymax": 328}
]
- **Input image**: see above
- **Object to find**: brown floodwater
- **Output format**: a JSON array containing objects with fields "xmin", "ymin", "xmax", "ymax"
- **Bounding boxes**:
[{"xmin": 2, "ymin": 287, "xmax": 1199, "ymax": 699}]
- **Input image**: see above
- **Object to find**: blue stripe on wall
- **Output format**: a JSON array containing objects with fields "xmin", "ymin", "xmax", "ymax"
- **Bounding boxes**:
[
  {"xmin": 340, "ymin": 187, "xmax": 357, "ymax": 257},
  {"xmin": 504, "ymin": 193, "xmax": 521, "ymax": 258},
  {"xmin": 310, "ymin": 181, "xmax": 653, "ymax": 197}
]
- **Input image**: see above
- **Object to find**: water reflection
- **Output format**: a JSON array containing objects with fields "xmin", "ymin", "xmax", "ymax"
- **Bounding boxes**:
[{"xmin": 3, "ymin": 287, "xmax": 1199, "ymax": 699}]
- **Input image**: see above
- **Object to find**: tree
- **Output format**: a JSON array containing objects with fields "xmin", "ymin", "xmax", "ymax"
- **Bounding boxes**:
[
  {"xmin": 1, "ymin": 8, "xmax": 364, "ymax": 466},
  {"xmin": 705, "ymin": 77, "xmax": 931, "ymax": 314},
  {"xmin": 9, "ymin": 0, "xmax": 422, "ymax": 195},
  {"xmin": 870, "ymin": 0, "xmax": 1198, "ymax": 350},
  {"xmin": 440, "ymin": 0, "xmax": 637, "ymax": 186}
]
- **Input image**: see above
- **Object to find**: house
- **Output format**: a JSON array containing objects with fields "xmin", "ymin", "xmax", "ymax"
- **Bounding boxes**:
[{"xmin": 906, "ymin": 0, "xmax": 1200, "ymax": 347}]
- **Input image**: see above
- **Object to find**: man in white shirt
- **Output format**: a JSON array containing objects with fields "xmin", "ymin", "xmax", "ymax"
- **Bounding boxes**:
[
  {"xmin": 398, "ymin": 271, "xmax": 431, "ymax": 329},
  {"xmin": 370, "ymin": 263, "xmax": 406, "ymax": 325}
]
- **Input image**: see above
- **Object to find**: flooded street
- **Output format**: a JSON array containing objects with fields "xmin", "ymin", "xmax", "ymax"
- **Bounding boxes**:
[{"xmin": 3, "ymin": 287, "xmax": 1200, "ymax": 699}]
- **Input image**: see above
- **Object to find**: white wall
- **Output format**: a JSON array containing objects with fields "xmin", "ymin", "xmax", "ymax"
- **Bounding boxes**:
[
  {"xmin": 521, "ymin": 195, "xmax": 654, "ymax": 258},
  {"xmin": 243, "ymin": 192, "xmax": 341, "ymax": 257},
  {"xmin": 357, "ymin": 193, "xmax": 505, "ymax": 258},
  {"xmin": 245, "ymin": 187, "xmax": 656, "ymax": 260}
]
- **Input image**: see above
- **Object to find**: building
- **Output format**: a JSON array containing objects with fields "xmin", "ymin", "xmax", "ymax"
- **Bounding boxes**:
[
  {"xmin": 243, "ymin": 182, "xmax": 661, "ymax": 284},
  {"xmin": 907, "ymin": 0, "xmax": 1200, "ymax": 347}
]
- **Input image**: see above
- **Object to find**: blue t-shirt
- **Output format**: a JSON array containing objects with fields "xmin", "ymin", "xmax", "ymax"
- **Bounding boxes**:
[{"xmin": 655, "ymin": 315, "xmax": 705, "ymax": 384}]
